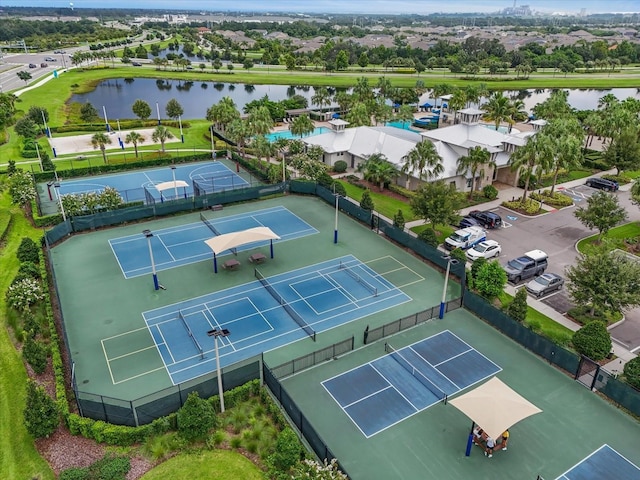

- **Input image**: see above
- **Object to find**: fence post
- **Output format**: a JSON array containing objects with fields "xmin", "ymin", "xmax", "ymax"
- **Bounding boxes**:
[{"xmin": 363, "ymin": 325, "xmax": 369, "ymax": 345}]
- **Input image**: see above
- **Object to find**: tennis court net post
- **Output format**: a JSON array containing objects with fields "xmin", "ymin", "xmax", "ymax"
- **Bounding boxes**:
[
  {"xmin": 178, "ymin": 310, "xmax": 204, "ymax": 359},
  {"xmin": 254, "ymin": 268, "xmax": 316, "ymax": 341},
  {"xmin": 338, "ymin": 260, "xmax": 378, "ymax": 297},
  {"xmin": 384, "ymin": 342, "xmax": 447, "ymax": 404}
]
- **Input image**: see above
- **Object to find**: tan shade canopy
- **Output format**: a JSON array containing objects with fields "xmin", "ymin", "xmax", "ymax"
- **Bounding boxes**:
[
  {"xmin": 155, "ymin": 180, "xmax": 189, "ymax": 192},
  {"xmin": 204, "ymin": 227, "xmax": 280, "ymax": 255},
  {"xmin": 449, "ymin": 377, "xmax": 542, "ymax": 440}
]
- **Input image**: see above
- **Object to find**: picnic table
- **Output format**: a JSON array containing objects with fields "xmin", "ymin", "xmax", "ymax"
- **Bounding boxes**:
[
  {"xmin": 222, "ymin": 258, "xmax": 240, "ymax": 270},
  {"xmin": 249, "ymin": 252, "xmax": 266, "ymax": 264}
]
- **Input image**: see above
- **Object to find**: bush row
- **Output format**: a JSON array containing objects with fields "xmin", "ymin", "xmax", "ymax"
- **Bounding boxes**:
[
  {"xmin": 51, "ymin": 120, "xmax": 188, "ymax": 134},
  {"xmin": 387, "ymin": 183, "xmax": 414, "ymax": 199},
  {"xmin": 502, "ymin": 198, "xmax": 543, "ymax": 215},
  {"xmin": 530, "ymin": 190, "xmax": 574, "ymax": 208}
]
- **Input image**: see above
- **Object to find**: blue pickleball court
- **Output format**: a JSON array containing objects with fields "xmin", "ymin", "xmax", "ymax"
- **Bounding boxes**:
[
  {"xmin": 556, "ymin": 445, "xmax": 640, "ymax": 480},
  {"xmin": 322, "ymin": 330, "xmax": 502, "ymax": 437}
]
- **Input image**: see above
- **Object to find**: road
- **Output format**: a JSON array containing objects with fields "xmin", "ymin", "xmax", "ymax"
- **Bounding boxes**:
[{"xmin": 484, "ymin": 182, "xmax": 640, "ymax": 353}]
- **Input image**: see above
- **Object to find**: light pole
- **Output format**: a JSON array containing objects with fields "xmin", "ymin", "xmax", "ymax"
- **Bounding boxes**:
[
  {"xmin": 171, "ymin": 165, "xmax": 178, "ymax": 199},
  {"xmin": 143, "ymin": 229, "xmax": 159, "ymax": 290},
  {"xmin": 333, "ymin": 184, "xmax": 340, "ymax": 244},
  {"xmin": 53, "ymin": 182, "xmax": 66, "ymax": 221},
  {"xmin": 178, "ymin": 114, "xmax": 184, "ymax": 143},
  {"xmin": 439, "ymin": 256, "xmax": 459, "ymax": 319},
  {"xmin": 156, "ymin": 102, "xmax": 161, "ymax": 125},
  {"xmin": 207, "ymin": 328, "xmax": 231, "ymax": 413}
]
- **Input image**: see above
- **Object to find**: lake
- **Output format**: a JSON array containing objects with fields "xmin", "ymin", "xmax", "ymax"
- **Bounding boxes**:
[{"xmin": 69, "ymin": 79, "xmax": 640, "ymax": 120}]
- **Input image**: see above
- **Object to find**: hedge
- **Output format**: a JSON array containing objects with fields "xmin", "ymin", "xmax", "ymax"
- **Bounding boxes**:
[
  {"xmin": 530, "ymin": 190, "xmax": 573, "ymax": 208},
  {"xmin": 51, "ymin": 120, "xmax": 188, "ymax": 134}
]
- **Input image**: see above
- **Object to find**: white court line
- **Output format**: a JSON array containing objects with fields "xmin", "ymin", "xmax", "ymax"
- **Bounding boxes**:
[
  {"xmin": 409, "ymin": 345, "xmax": 464, "ymax": 390},
  {"xmin": 157, "ymin": 235, "xmax": 176, "ymax": 262},
  {"xmin": 341, "ymin": 384, "xmax": 394, "ymax": 409},
  {"xmin": 101, "ymin": 338, "xmax": 117, "ymax": 385},
  {"xmin": 321, "ymin": 381, "xmax": 373, "ymax": 438},
  {"xmin": 369, "ymin": 361, "xmax": 421, "ymax": 411}
]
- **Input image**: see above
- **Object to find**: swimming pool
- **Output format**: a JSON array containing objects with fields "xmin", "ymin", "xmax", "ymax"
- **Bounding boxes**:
[
  {"xmin": 266, "ymin": 127, "xmax": 329, "ymax": 142},
  {"xmin": 483, "ymin": 124, "xmax": 520, "ymax": 134},
  {"xmin": 385, "ymin": 120, "xmax": 422, "ymax": 132}
]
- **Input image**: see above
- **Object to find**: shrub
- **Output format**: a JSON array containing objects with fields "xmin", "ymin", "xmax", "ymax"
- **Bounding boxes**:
[
  {"xmin": 294, "ymin": 458, "xmax": 348, "ymax": 479},
  {"xmin": 418, "ymin": 228, "xmax": 439, "ymax": 248},
  {"xmin": 88, "ymin": 454, "xmax": 130, "ymax": 480},
  {"xmin": 387, "ymin": 183, "xmax": 414, "ymax": 199},
  {"xmin": 506, "ymin": 287, "xmax": 528, "ymax": 323},
  {"xmin": 23, "ymin": 336, "xmax": 49, "ymax": 374},
  {"xmin": 450, "ymin": 248, "xmax": 467, "ymax": 264},
  {"xmin": 24, "ymin": 379, "xmax": 59, "ymax": 438},
  {"xmin": 333, "ymin": 160, "xmax": 347, "ymax": 173},
  {"xmin": 360, "ymin": 190, "xmax": 374, "ymax": 211},
  {"xmin": 17, "ymin": 237, "xmax": 40, "ymax": 263},
  {"xmin": 530, "ymin": 190, "xmax": 573, "ymax": 208},
  {"xmin": 176, "ymin": 391, "xmax": 217, "ymax": 442},
  {"xmin": 623, "ymin": 357, "xmax": 640, "ymax": 390},
  {"xmin": 59, "ymin": 468, "xmax": 89, "ymax": 480},
  {"xmin": 469, "ymin": 257, "xmax": 487, "ymax": 284},
  {"xmin": 474, "ymin": 261, "xmax": 507, "ymax": 299},
  {"xmin": 18, "ymin": 261, "xmax": 41, "ymax": 279},
  {"xmin": 267, "ymin": 427, "xmax": 302, "ymax": 474},
  {"xmin": 502, "ymin": 198, "xmax": 542, "ymax": 215},
  {"xmin": 6, "ymin": 277, "xmax": 45, "ymax": 311},
  {"xmin": 331, "ymin": 181, "xmax": 346, "ymax": 197},
  {"xmin": 393, "ymin": 210, "xmax": 405, "ymax": 230},
  {"xmin": 572, "ymin": 321, "xmax": 612, "ymax": 361},
  {"xmin": 482, "ymin": 184, "xmax": 498, "ymax": 200}
]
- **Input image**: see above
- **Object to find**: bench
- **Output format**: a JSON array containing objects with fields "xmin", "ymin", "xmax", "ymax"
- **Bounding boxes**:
[
  {"xmin": 248, "ymin": 253, "xmax": 266, "ymax": 264},
  {"xmin": 222, "ymin": 258, "xmax": 240, "ymax": 270},
  {"xmin": 210, "ymin": 204, "xmax": 223, "ymax": 211}
]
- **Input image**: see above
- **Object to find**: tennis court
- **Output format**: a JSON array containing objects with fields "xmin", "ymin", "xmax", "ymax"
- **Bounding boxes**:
[
  {"xmin": 555, "ymin": 445, "xmax": 640, "ymax": 480},
  {"xmin": 130, "ymin": 255, "xmax": 411, "ymax": 384},
  {"xmin": 108, "ymin": 206, "xmax": 317, "ymax": 278},
  {"xmin": 52, "ymin": 160, "xmax": 248, "ymax": 203},
  {"xmin": 322, "ymin": 330, "xmax": 501, "ymax": 437}
]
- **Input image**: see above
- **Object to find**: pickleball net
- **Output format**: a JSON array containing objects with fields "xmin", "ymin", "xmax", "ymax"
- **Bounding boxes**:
[
  {"xmin": 254, "ymin": 268, "xmax": 316, "ymax": 341},
  {"xmin": 385, "ymin": 342, "xmax": 447, "ymax": 403},
  {"xmin": 338, "ymin": 260, "xmax": 378, "ymax": 297},
  {"xmin": 178, "ymin": 310, "xmax": 204, "ymax": 359}
]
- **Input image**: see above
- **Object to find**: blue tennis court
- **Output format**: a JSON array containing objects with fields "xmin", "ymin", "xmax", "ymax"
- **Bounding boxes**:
[
  {"xmin": 139, "ymin": 255, "xmax": 411, "ymax": 384},
  {"xmin": 55, "ymin": 161, "xmax": 248, "ymax": 203},
  {"xmin": 322, "ymin": 330, "xmax": 501, "ymax": 437},
  {"xmin": 556, "ymin": 445, "xmax": 640, "ymax": 480},
  {"xmin": 108, "ymin": 206, "xmax": 317, "ymax": 278}
]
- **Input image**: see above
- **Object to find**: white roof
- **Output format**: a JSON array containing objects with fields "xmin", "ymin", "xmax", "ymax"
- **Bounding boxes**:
[
  {"xmin": 421, "ymin": 123, "xmax": 508, "ymax": 150},
  {"xmin": 203, "ymin": 227, "xmax": 280, "ymax": 255}
]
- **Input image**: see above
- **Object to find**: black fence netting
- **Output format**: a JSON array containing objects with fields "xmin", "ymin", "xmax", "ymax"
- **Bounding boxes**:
[
  {"xmin": 597, "ymin": 371, "xmax": 640, "ymax": 418},
  {"xmin": 263, "ymin": 362, "xmax": 347, "ymax": 473},
  {"xmin": 463, "ymin": 291, "xmax": 580, "ymax": 374},
  {"xmin": 270, "ymin": 337, "xmax": 355, "ymax": 379}
]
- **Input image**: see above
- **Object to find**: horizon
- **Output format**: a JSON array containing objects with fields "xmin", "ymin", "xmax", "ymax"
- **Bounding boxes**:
[{"xmin": 3, "ymin": 1, "xmax": 640, "ymax": 15}]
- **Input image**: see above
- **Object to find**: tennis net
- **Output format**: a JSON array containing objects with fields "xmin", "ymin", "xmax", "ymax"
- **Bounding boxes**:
[
  {"xmin": 254, "ymin": 268, "xmax": 316, "ymax": 341},
  {"xmin": 339, "ymin": 261, "xmax": 378, "ymax": 297},
  {"xmin": 200, "ymin": 212, "xmax": 222, "ymax": 236},
  {"xmin": 178, "ymin": 310, "xmax": 204, "ymax": 359},
  {"xmin": 385, "ymin": 342, "xmax": 447, "ymax": 402}
]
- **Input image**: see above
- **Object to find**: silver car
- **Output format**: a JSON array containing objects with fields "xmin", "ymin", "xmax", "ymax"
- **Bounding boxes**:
[{"xmin": 525, "ymin": 273, "xmax": 564, "ymax": 298}]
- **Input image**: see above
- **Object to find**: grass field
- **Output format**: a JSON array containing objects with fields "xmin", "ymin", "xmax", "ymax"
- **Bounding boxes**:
[
  {"xmin": 576, "ymin": 221, "xmax": 640, "ymax": 252},
  {"xmin": 139, "ymin": 450, "xmax": 264, "ymax": 480}
]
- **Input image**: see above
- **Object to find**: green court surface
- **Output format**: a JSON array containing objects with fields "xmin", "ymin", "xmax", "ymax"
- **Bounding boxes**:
[
  {"xmin": 279, "ymin": 308, "xmax": 640, "ymax": 479},
  {"xmin": 50, "ymin": 195, "xmax": 460, "ymax": 401}
]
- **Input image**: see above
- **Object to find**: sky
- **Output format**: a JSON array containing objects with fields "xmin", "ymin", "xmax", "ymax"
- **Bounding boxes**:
[{"xmin": 4, "ymin": 1, "xmax": 640, "ymax": 15}]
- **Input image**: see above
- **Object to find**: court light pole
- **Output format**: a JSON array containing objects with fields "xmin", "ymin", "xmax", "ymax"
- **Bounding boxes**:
[
  {"xmin": 143, "ymin": 229, "xmax": 159, "ymax": 290},
  {"xmin": 53, "ymin": 182, "xmax": 66, "ymax": 221},
  {"xmin": 439, "ymin": 256, "xmax": 459, "ymax": 319},
  {"xmin": 333, "ymin": 184, "xmax": 340, "ymax": 244},
  {"xmin": 207, "ymin": 328, "xmax": 230, "ymax": 413},
  {"xmin": 171, "ymin": 165, "xmax": 178, "ymax": 199}
]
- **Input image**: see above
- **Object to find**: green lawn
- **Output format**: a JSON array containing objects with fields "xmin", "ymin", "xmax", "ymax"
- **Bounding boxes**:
[
  {"xmin": 409, "ymin": 222, "xmax": 455, "ymax": 240},
  {"xmin": 337, "ymin": 180, "xmax": 416, "ymax": 222},
  {"xmin": 139, "ymin": 450, "xmax": 264, "ymax": 480},
  {"xmin": 0, "ymin": 192, "xmax": 55, "ymax": 480},
  {"xmin": 576, "ymin": 222, "xmax": 640, "ymax": 252}
]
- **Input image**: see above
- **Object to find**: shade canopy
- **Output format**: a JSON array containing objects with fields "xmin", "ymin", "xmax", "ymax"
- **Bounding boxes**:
[
  {"xmin": 449, "ymin": 377, "xmax": 542, "ymax": 440},
  {"xmin": 155, "ymin": 180, "xmax": 189, "ymax": 192},
  {"xmin": 204, "ymin": 227, "xmax": 280, "ymax": 255}
]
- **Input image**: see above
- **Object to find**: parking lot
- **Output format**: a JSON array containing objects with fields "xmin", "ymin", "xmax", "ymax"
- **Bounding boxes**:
[{"xmin": 461, "ymin": 182, "xmax": 640, "ymax": 353}]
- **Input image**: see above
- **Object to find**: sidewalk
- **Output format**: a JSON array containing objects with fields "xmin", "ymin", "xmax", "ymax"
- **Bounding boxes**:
[{"xmin": 404, "ymin": 169, "xmax": 636, "ymax": 371}]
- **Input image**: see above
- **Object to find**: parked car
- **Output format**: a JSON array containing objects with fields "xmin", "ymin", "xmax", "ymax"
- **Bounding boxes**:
[
  {"xmin": 525, "ymin": 273, "xmax": 564, "ymax": 297},
  {"xmin": 503, "ymin": 250, "xmax": 548, "ymax": 283},
  {"xmin": 444, "ymin": 226, "xmax": 486, "ymax": 251},
  {"xmin": 40, "ymin": 63, "xmax": 48, "ymax": 68},
  {"xmin": 466, "ymin": 240, "xmax": 502, "ymax": 261},
  {"xmin": 585, "ymin": 177, "xmax": 619, "ymax": 192},
  {"xmin": 459, "ymin": 216, "xmax": 481, "ymax": 229},
  {"xmin": 28, "ymin": 63, "xmax": 37, "ymax": 68},
  {"xmin": 131, "ymin": 61, "xmax": 142, "ymax": 66},
  {"xmin": 468, "ymin": 210, "xmax": 503, "ymax": 229}
]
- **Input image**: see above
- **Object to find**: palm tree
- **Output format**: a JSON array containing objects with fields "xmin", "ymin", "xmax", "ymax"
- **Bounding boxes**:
[
  {"xmin": 396, "ymin": 104, "xmax": 414, "ymax": 128},
  {"xmin": 464, "ymin": 84, "xmax": 480, "ymax": 108},
  {"xmin": 508, "ymin": 98, "xmax": 528, "ymax": 132},
  {"xmin": 206, "ymin": 96, "xmax": 240, "ymax": 134},
  {"xmin": 376, "ymin": 76, "xmax": 393, "ymax": 100},
  {"xmin": 509, "ymin": 133, "xmax": 548, "ymax": 202},
  {"xmin": 432, "ymin": 83, "xmax": 452, "ymax": 108},
  {"xmin": 125, "ymin": 131, "xmax": 145, "ymax": 158},
  {"xmin": 346, "ymin": 103, "xmax": 371, "ymax": 127},
  {"xmin": 357, "ymin": 153, "xmax": 398, "ymax": 191},
  {"xmin": 353, "ymin": 77, "xmax": 374, "ymax": 102},
  {"xmin": 449, "ymin": 89, "xmax": 467, "ymax": 124},
  {"xmin": 311, "ymin": 86, "xmax": 331, "ymax": 111},
  {"xmin": 540, "ymin": 118, "xmax": 583, "ymax": 195},
  {"xmin": 402, "ymin": 140, "xmax": 444, "ymax": 184},
  {"xmin": 91, "ymin": 132, "xmax": 112, "ymax": 164},
  {"xmin": 251, "ymin": 135, "xmax": 275, "ymax": 165},
  {"xmin": 482, "ymin": 91, "xmax": 512, "ymax": 131},
  {"xmin": 246, "ymin": 106, "xmax": 273, "ymax": 136},
  {"xmin": 290, "ymin": 115, "xmax": 315, "ymax": 138},
  {"xmin": 334, "ymin": 91, "xmax": 353, "ymax": 115},
  {"xmin": 151, "ymin": 126, "xmax": 174, "ymax": 153},
  {"xmin": 226, "ymin": 118, "xmax": 251, "ymax": 156},
  {"xmin": 456, "ymin": 146, "xmax": 494, "ymax": 199}
]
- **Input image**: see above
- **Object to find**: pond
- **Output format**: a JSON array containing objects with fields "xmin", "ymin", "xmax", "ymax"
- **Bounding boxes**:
[{"xmin": 69, "ymin": 79, "xmax": 640, "ymax": 121}]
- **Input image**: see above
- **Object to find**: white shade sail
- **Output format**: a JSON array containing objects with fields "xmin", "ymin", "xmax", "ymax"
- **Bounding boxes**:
[
  {"xmin": 155, "ymin": 180, "xmax": 189, "ymax": 192},
  {"xmin": 449, "ymin": 377, "xmax": 542, "ymax": 440},
  {"xmin": 204, "ymin": 227, "xmax": 280, "ymax": 255}
]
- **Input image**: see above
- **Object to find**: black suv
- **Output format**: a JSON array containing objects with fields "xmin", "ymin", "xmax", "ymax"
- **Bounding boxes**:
[
  {"xmin": 468, "ymin": 210, "xmax": 502, "ymax": 229},
  {"xmin": 585, "ymin": 177, "xmax": 619, "ymax": 192}
]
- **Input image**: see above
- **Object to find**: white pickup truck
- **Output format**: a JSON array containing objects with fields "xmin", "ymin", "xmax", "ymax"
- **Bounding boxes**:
[{"xmin": 444, "ymin": 226, "xmax": 487, "ymax": 251}]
